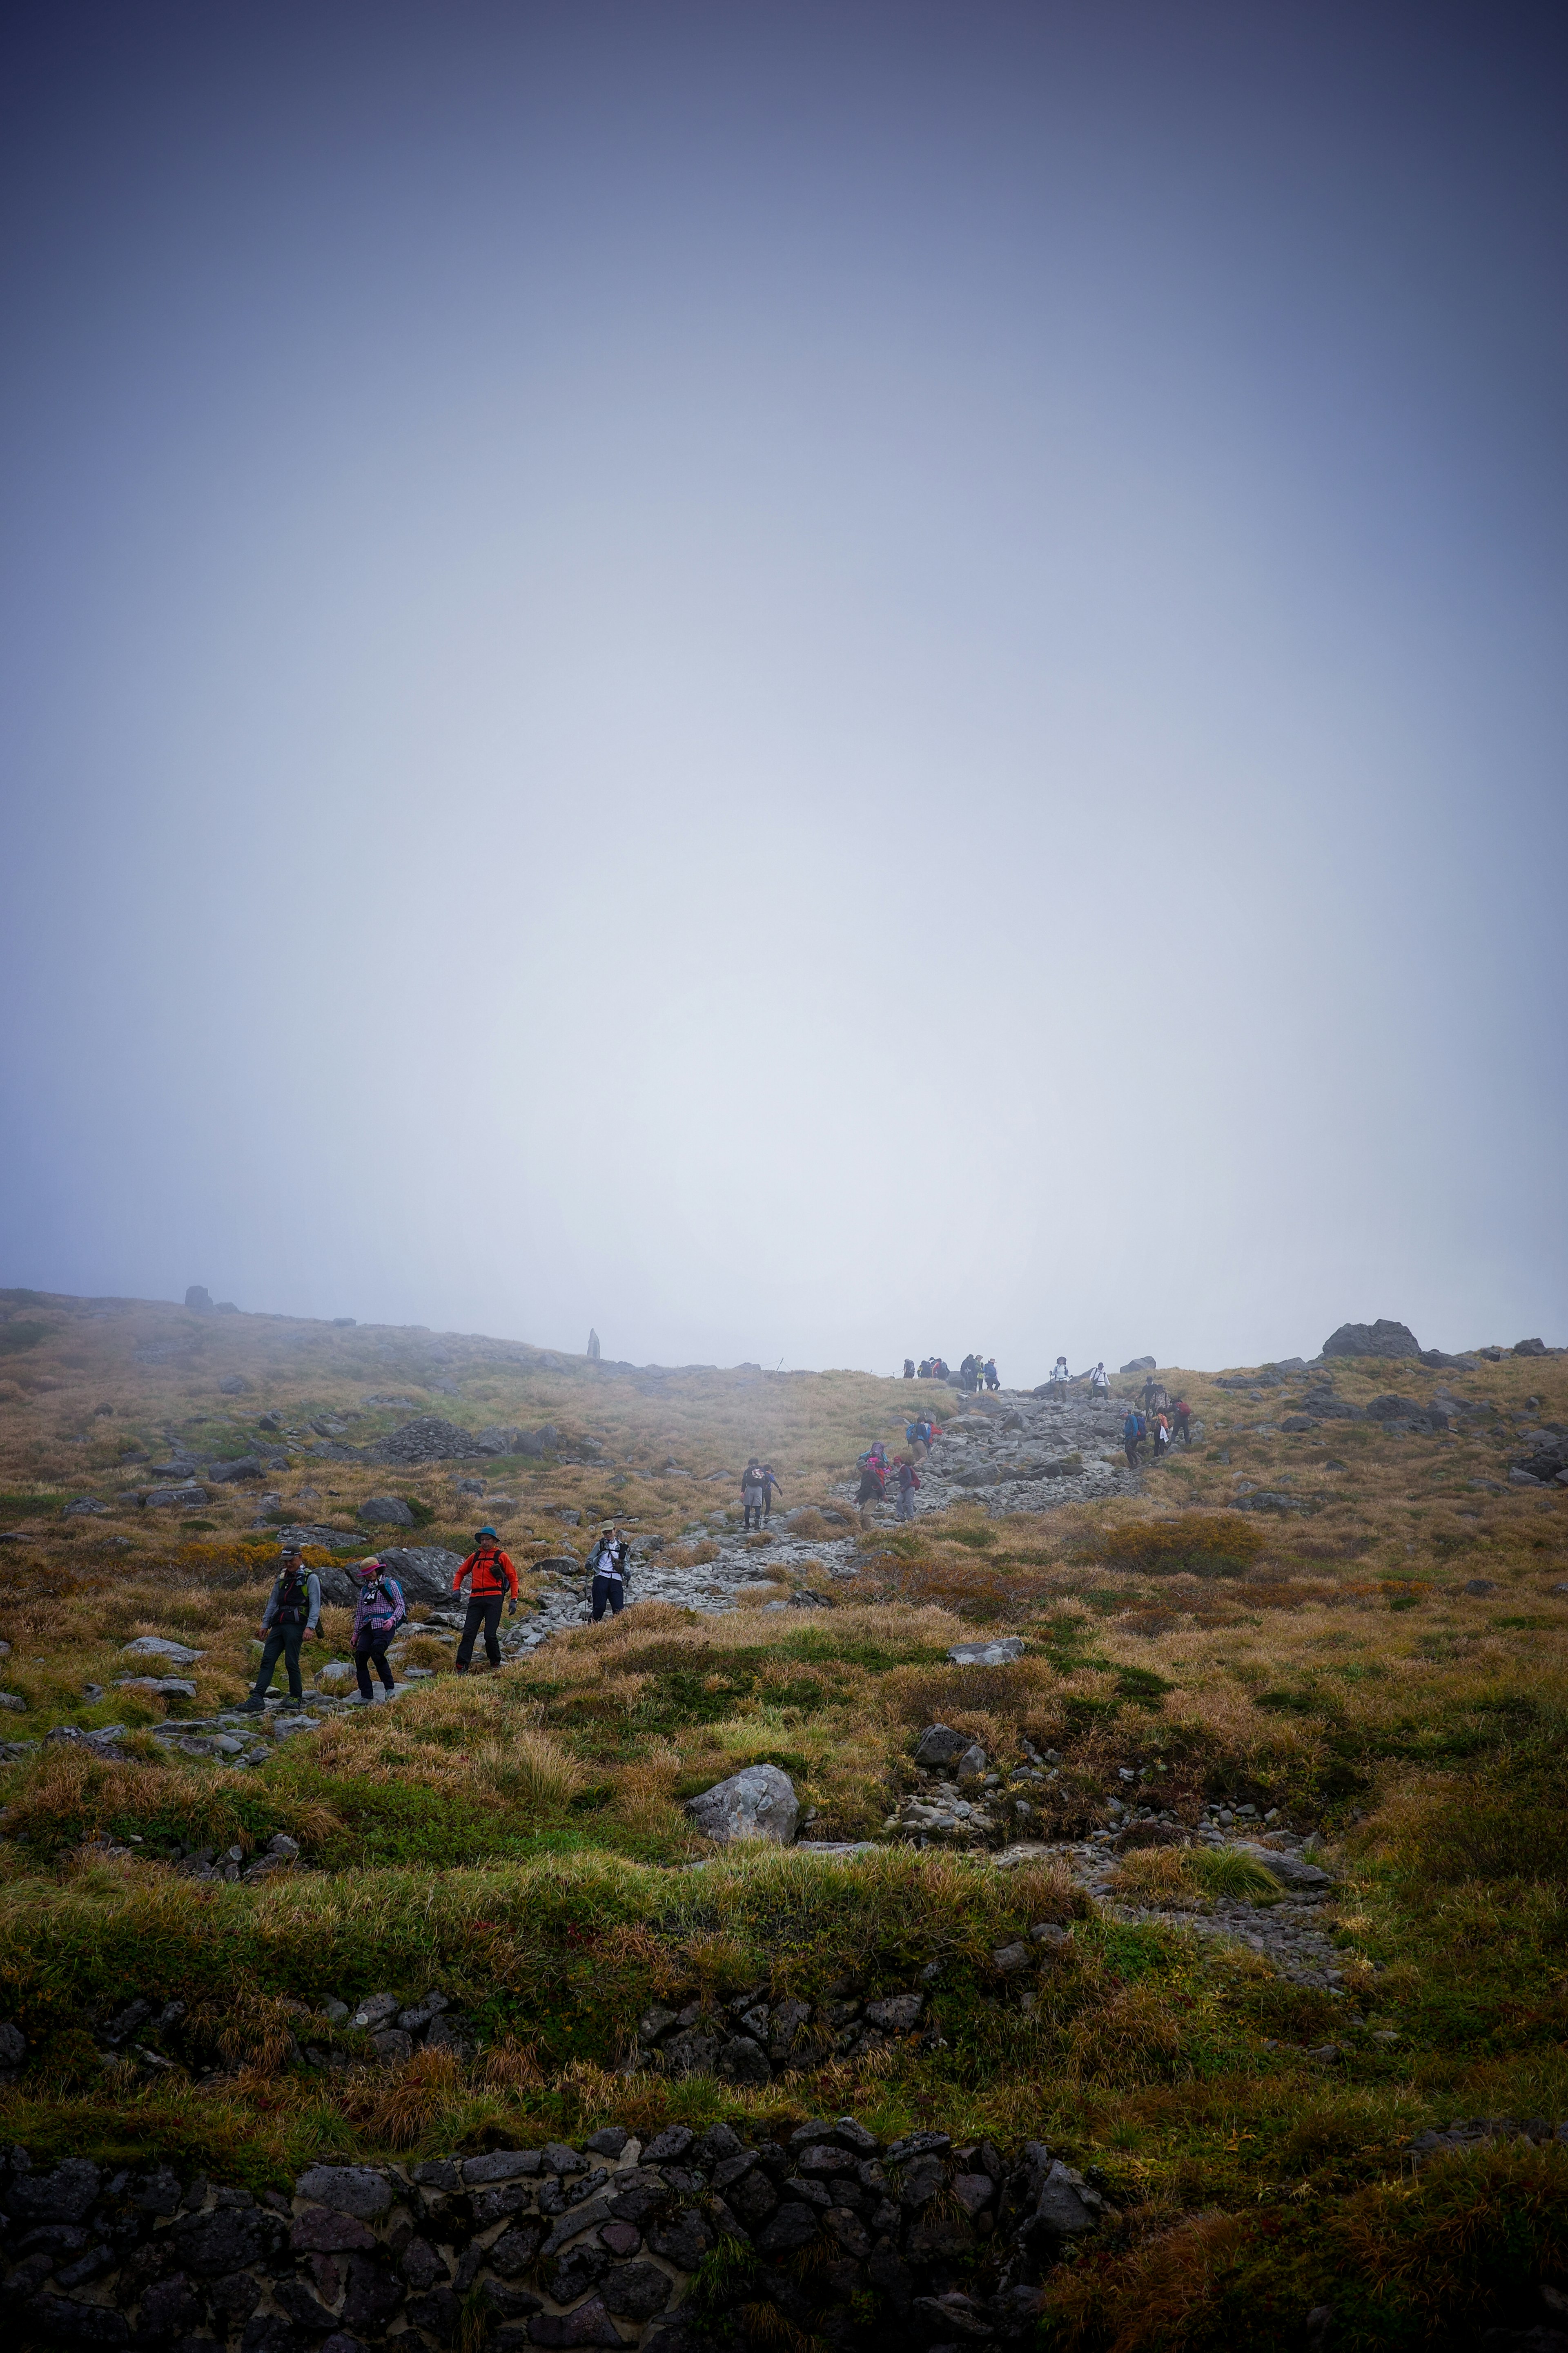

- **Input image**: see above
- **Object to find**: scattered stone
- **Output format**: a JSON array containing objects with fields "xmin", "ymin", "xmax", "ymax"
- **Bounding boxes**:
[
  {"xmin": 948, "ymin": 1637, "xmax": 1024, "ymax": 1666},
  {"xmin": 122, "ymin": 1635, "xmax": 203, "ymax": 1668}
]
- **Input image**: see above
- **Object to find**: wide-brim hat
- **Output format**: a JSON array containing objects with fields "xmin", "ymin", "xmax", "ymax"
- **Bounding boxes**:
[{"xmin": 475, "ymin": 1524, "xmax": 499, "ymax": 1540}]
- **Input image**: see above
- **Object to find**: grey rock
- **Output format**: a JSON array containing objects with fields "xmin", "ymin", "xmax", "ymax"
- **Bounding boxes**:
[
  {"xmin": 62, "ymin": 1497, "xmax": 109, "ymax": 1517},
  {"xmin": 357, "ymin": 1496, "xmax": 415, "ymax": 1528},
  {"xmin": 350, "ymin": 1993, "xmax": 400, "ymax": 2030},
  {"xmin": 463, "ymin": 2148, "xmax": 542, "ymax": 2184},
  {"xmin": 207, "ymin": 1456, "xmax": 266, "ymax": 1484},
  {"xmin": 293, "ymin": 2164, "xmax": 393, "ymax": 2220},
  {"xmin": 370, "ymin": 1546, "xmax": 466, "ymax": 1604},
  {"xmin": 993, "ymin": 1941, "xmax": 1033, "ymax": 1974},
  {"xmin": 116, "ymin": 1676, "xmax": 197, "ymax": 1697},
  {"xmin": 1233, "ymin": 1842, "xmax": 1330, "ymax": 1888},
  {"xmin": 1322, "ymin": 1319, "xmax": 1421, "ymax": 1359},
  {"xmin": 219, "ymin": 1376, "xmax": 254, "ymax": 1396},
  {"xmin": 1514, "ymin": 1338, "xmax": 1548, "ymax": 1356},
  {"xmin": 864, "ymin": 1993, "xmax": 924, "ymax": 2032},
  {"xmin": 948, "ymin": 1637, "xmax": 1024, "ymax": 1666},
  {"xmin": 686, "ymin": 1763, "xmax": 800, "ymax": 1845},
  {"xmin": 145, "ymin": 1485, "xmax": 210, "ymax": 1508},
  {"xmin": 1120, "ymin": 1357, "xmax": 1157, "ymax": 1373},
  {"xmin": 122, "ymin": 1635, "xmax": 203, "ymax": 1667},
  {"xmin": 914, "ymin": 1724, "xmax": 971, "ymax": 1768},
  {"xmin": 1031, "ymin": 2158, "xmax": 1101, "ymax": 2237},
  {"xmin": 185, "ymin": 1286, "xmax": 214, "ymax": 1310}
]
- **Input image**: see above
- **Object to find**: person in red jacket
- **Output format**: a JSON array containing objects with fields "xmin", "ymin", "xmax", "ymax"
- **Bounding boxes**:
[{"xmin": 452, "ymin": 1523, "xmax": 519, "ymax": 1671}]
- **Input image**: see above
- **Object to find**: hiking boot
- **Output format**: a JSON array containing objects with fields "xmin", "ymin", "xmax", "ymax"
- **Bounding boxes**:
[
  {"xmin": 236, "ymin": 1696, "xmax": 266, "ymax": 1713},
  {"xmin": 346, "ymin": 1693, "xmax": 372, "ymax": 1706}
]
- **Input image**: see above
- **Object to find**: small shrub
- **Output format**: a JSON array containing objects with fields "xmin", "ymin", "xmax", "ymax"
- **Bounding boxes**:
[{"xmin": 1090, "ymin": 1514, "xmax": 1267, "ymax": 1579}]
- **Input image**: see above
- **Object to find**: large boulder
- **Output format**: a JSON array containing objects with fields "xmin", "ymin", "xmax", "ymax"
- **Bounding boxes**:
[
  {"xmin": 1322, "ymin": 1319, "xmax": 1421, "ymax": 1359},
  {"xmin": 372, "ymin": 1546, "xmax": 466, "ymax": 1604},
  {"xmin": 1514, "ymin": 1337, "xmax": 1548, "ymax": 1357},
  {"xmin": 685, "ymin": 1764, "xmax": 800, "ymax": 1845},
  {"xmin": 1120, "ymin": 1356, "xmax": 1156, "ymax": 1374},
  {"xmin": 358, "ymin": 1496, "xmax": 416, "ymax": 1528},
  {"xmin": 207, "ymin": 1456, "xmax": 266, "ymax": 1483},
  {"xmin": 184, "ymin": 1285, "xmax": 214, "ymax": 1311}
]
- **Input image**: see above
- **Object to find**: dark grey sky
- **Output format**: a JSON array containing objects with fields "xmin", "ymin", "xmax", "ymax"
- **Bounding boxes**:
[{"xmin": 2, "ymin": 3, "xmax": 1564, "ymax": 1376}]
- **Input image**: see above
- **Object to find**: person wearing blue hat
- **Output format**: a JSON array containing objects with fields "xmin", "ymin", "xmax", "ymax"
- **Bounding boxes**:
[{"xmin": 452, "ymin": 1524, "xmax": 519, "ymax": 1671}]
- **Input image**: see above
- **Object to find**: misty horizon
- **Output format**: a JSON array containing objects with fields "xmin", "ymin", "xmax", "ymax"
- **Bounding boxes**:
[{"xmin": 2, "ymin": 2, "xmax": 1564, "ymax": 1382}]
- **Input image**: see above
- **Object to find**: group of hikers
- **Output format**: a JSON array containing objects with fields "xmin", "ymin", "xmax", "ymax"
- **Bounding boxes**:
[
  {"xmin": 1122, "ymin": 1377, "xmax": 1193, "ymax": 1466},
  {"xmin": 904, "ymin": 1354, "xmax": 1000, "ymax": 1392},
  {"xmin": 242, "ymin": 1517, "xmax": 637, "ymax": 1709}
]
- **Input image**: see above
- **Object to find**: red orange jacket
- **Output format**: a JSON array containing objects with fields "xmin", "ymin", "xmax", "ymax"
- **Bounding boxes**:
[{"xmin": 454, "ymin": 1546, "xmax": 519, "ymax": 1601}]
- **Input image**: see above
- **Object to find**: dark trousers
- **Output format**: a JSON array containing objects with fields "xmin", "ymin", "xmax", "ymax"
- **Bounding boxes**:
[
  {"xmin": 743, "ymin": 1491, "xmax": 764, "ymax": 1529},
  {"xmin": 456, "ymin": 1594, "xmax": 504, "ymax": 1667},
  {"xmin": 354, "ymin": 1635, "xmax": 395, "ymax": 1697},
  {"xmin": 591, "ymin": 1574, "xmax": 624, "ymax": 1621},
  {"xmin": 1125, "ymin": 1442, "xmax": 1140, "ymax": 1469},
  {"xmin": 1177, "ymin": 1416, "xmax": 1191, "ymax": 1445},
  {"xmin": 253, "ymin": 1621, "xmax": 304, "ymax": 1699}
]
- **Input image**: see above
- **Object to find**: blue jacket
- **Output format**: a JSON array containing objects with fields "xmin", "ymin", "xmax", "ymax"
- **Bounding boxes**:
[{"xmin": 1123, "ymin": 1413, "xmax": 1140, "ymax": 1443}]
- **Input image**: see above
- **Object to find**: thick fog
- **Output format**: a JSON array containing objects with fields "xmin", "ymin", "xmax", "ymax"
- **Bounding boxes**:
[{"xmin": 1, "ymin": 2, "xmax": 1564, "ymax": 1381}]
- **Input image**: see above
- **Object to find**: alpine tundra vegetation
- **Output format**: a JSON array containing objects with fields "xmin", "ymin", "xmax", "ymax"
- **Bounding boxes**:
[{"xmin": 0, "ymin": 1291, "xmax": 1566, "ymax": 2351}]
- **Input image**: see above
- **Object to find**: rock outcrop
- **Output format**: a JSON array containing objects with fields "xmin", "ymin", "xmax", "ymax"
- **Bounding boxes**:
[{"xmin": 1322, "ymin": 1319, "xmax": 1422, "ymax": 1358}]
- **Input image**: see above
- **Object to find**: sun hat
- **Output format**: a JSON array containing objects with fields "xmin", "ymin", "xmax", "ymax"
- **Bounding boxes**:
[{"xmin": 475, "ymin": 1524, "xmax": 499, "ymax": 1540}]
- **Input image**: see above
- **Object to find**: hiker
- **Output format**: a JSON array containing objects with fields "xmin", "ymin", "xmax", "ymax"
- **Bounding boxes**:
[
  {"xmin": 917, "ymin": 1358, "xmax": 932, "ymax": 1379},
  {"xmin": 452, "ymin": 1523, "xmax": 519, "ymax": 1671},
  {"xmin": 905, "ymin": 1414, "xmax": 929, "ymax": 1463},
  {"xmin": 983, "ymin": 1356, "xmax": 1000, "ymax": 1392},
  {"xmin": 240, "ymin": 1544, "xmax": 321, "ymax": 1711},
  {"xmin": 1156, "ymin": 1412, "xmax": 1172, "ymax": 1456},
  {"xmin": 1090, "ymin": 1362, "xmax": 1110, "ymax": 1399},
  {"xmin": 1049, "ymin": 1354, "xmax": 1070, "ymax": 1398},
  {"xmin": 855, "ymin": 1454, "xmax": 887, "ymax": 1525},
  {"xmin": 895, "ymin": 1457, "xmax": 920, "ymax": 1521},
  {"xmin": 350, "ymin": 1557, "xmax": 406, "ymax": 1703},
  {"xmin": 1122, "ymin": 1408, "xmax": 1142, "ymax": 1470},
  {"xmin": 960, "ymin": 1354, "xmax": 978, "ymax": 1394},
  {"xmin": 586, "ymin": 1522, "xmax": 629, "ymax": 1619},
  {"xmin": 1174, "ymin": 1396, "xmax": 1192, "ymax": 1445},
  {"xmin": 762, "ymin": 1463, "xmax": 784, "ymax": 1523},
  {"xmin": 903, "ymin": 1358, "xmax": 916, "ymax": 1378},
  {"xmin": 742, "ymin": 1458, "xmax": 767, "ymax": 1531}
]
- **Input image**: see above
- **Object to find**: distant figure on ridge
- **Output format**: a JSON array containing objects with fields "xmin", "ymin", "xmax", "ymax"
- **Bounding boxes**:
[
  {"xmin": 1050, "ymin": 1355, "xmax": 1070, "ymax": 1397},
  {"xmin": 1090, "ymin": 1362, "xmax": 1110, "ymax": 1399},
  {"xmin": 983, "ymin": 1356, "xmax": 1000, "ymax": 1392},
  {"xmin": 903, "ymin": 1358, "xmax": 916, "ymax": 1378},
  {"xmin": 1174, "ymin": 1395, "xmax": 1192, "ymax": 1445},
  {"xmin": 587, "ymin": 1328, "xmax": 601, "ymax": 1362},
  {"xmin": 452, "ymin": 1523, "xmax": 519, "ymax": 1670}
]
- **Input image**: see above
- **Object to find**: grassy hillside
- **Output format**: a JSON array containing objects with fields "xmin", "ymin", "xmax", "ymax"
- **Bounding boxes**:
[{"xmin": 1, "ymin": 1289, "xmax": 1566, "ymax": 2348}]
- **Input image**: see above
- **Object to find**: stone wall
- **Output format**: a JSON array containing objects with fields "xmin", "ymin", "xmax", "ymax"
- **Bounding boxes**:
[{"xmin": 3, "ymin": 2116, "xmax": 1105, "ymax": 2351}]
